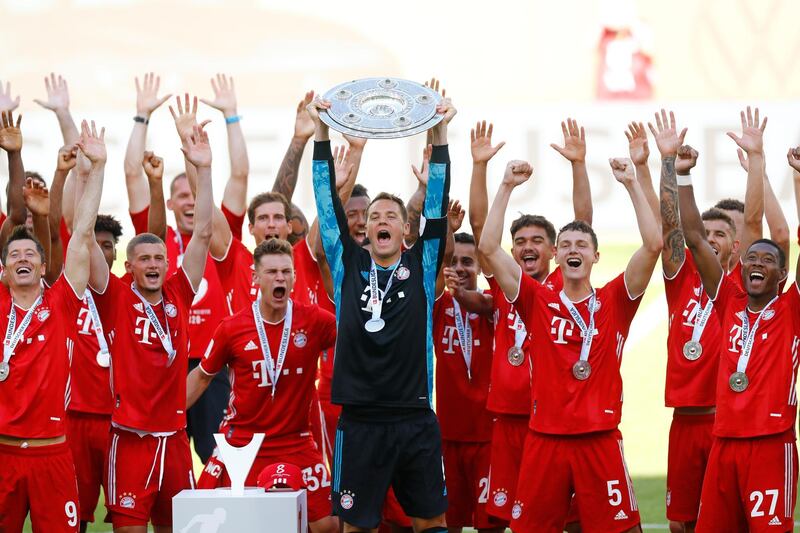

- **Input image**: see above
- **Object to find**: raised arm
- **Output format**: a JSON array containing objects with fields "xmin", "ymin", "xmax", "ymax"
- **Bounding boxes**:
[
  {"xmin": 626, "ymin": 121, "xmax": 659, "ymax": 225},
  {"xmin": 67, "ymin": 121, "xmax": 105, "ymax": 295},
  {"xmin": 24, "ymin": 179, "xmax": 53, "ymax": 282},
  {"xmin": 0, "ymin": 111, "xmax": 26, "ymax": 249},
  {"xmin": 551, "ymin": 118, "xmax": 592, "ymax": 224},
  {"xmin": 611, "ymin": 158, "xmax": 662, "ymax": 298},
  {"xmin": 180, "ymin": 124, "xmax": 214, "ymax": 291},
  {"xmin": 142, "ymin": 151, "xmax": 167, "ymax": 241},
  {"xmin": 45, "ymin": 145, "xmax": 78, "ymax": 282},
  {"xmin": 469, "ymin": 121, "xmax": 505, "ymax": 247},
  {"xmin": 648, "ymin": 109, "xmax": 688, "ymax": 277},
  {"xmin": 477, "ymin": 161, "xmax": 533, "ymax": 301},
  {"xmin": 34, "ymin": 73, "xmax": 79, "ymax": 145},
  {"xmin": 272, "ymin": 91, "xmax": 315, "ymax": 201},
  {"xmin": 201, "ymin": 74, "xmax": 250, "ymax": 217},
  {"xmin": 437, "ymin": 199, "xmax": 463, "ymax": 297},
  {"xmin": 789, "ymin": 147, "xmax": 800, "ymax": 285}
]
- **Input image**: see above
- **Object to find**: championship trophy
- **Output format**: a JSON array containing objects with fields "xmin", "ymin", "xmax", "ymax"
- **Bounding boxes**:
[{"xmin": 319, "ymin": 77, "xmax": 444, "ymax": 139}]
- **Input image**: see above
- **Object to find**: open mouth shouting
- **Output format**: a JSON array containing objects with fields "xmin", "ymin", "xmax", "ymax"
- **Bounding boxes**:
[
  {"xmin": 272, "ymin": 286, "xmax": 287, "ymax": 302},
  {"xmin": 566, "ymin": 256, "xmax": 583, "ymax": 270},
  {"xmin": 376, "ymin": 229, "xmax": 391, "ymax": 246},
  {"xmin": 748, "ymin": 269, "xmax": 765, "ymax": 288},
  {"xmin": 521, "ymin": 252, "xmax": 539, "ymax": 270},
  {"xmin": 15, "ymin": 265, "xmax": 32, "ymax": 276},
  {"xmin": 144, "ymin": 271, "xmax": 160, "ymax": 283}
]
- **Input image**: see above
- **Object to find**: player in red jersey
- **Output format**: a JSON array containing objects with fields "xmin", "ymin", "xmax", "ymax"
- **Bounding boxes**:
[
  {"xmin": 0, "ymin": 117, "xmax": 105, "ymax": 533},
  {"xmin": 89, "ymin": 123, "xmax": 215, "ymax": 531},
  {"xmin": 479, "ymin": 154, "xmax": 661, "ymax": 532},
  {"xmin": 679, "ymin": 107, "xmax": 800, "ymax": 532},
  {"xmin": 187, "ymin": 238, "xmax": 338, "ymax": 533}
]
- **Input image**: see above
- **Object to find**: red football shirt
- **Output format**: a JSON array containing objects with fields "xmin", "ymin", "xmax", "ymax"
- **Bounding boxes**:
[
  {"xmin": 434, "ymin": 292, "xmax": 494, "ymax": 442},
  {"xmin": 485, "ymin": 267, "xmax": 563, "ymax": 416},
  {"xmin": 663, "ymin": 253, "xmax": 722, "ymax": 408},
  {"xmin": 221, "ymin": 203, "xmax": 245, "ymax": 243},
  {"xmin": 130, "ymin": 208, "xmax": 229, "ymax": 358},
  {"xmin": 0, "ymin": 276, "xmax": 83, "ymax": 438},
  {"xmin": 200, "ymin": 300, "xmax": 336, "ymax": 449},
  {"xmin": 93, "ymin": 270, "xmax": 195, "ymax": 433},
  {"xmin": 711, "ymin": 277, "xmax": 800, "ymax": 438},
  {"xmin": 513, "ymin": 272, "xmax": 642, "ymax": 434}
]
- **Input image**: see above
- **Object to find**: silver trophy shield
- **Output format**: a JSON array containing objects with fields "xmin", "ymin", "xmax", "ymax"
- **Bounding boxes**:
[{"xmin": 320, "ymin": 77, "xmax": 444, "ymax": 139}]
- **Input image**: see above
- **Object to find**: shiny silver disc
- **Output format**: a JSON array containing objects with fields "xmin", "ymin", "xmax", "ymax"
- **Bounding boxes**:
[
  {"xmin": 96, "ymin": 350, "xmax": 111, "ymax": 368},
  {"xmin": 507, "ymin": 346, "xmax": 525, "ymax": 367},
  {"xmin": 572, "ymin": 360, "xmax": 591, "ymax": 380},
  {"xmin": 0, "ymin": 361, "xmax": 9, "ymax": 382},
  {"xmin": 682, "ymin": 340, "xmax": 702, "ymax": 361},
  {"xmin": 729, "ymin": 371, "xmax": 749, "ymax": 393}
]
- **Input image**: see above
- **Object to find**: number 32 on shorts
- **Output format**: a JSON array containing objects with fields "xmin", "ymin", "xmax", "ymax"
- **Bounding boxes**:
[{"xmin": 302, "ymin": 463, "xmax": 331, "ymax": 491}]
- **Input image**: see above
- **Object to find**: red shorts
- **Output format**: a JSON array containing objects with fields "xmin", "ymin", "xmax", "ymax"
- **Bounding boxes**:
[
  {"xmin": 696, "ymin": 431, "xmax": 798, "ymax": 533},
  {"xmin": 197, "ymin": 440, "xmax": 333, "ymax": 523},
  {"xmin": 382, "ymin": 486, "xmax": 412, "ymax": 527},
  {"xmin": 0, "ymin": 440, "xmax": 80, "ymax": 533},
  {"xmin": 66, "ymin": 411, "xmax": 110, "ymax": 523},
  {"xmin": 487, "ymin": 413, "xmax": 528, "ymax": 521},
  {"xmin": 511, "ymin": 429, "xmax": 640, "ymax": 533},
  {"xmin": 105, "ymin": 427, "xmax": 195, "ymax": 527},
  {"xmin": 442, "ymin": 440, "xmax": 500, "ymax": 529},
  {"xmin": 666, "ymin": 412, "xmax": 714, "ymax": 522}
]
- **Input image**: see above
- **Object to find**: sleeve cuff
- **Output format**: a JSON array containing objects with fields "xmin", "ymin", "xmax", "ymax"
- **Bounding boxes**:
[
  {"xmin": 313, "ymin": 140, "xmax": 333, "ymax": 160},
  {"xmin": 431, "ymin": 144, "xmax": 450, "ymax": 164}
]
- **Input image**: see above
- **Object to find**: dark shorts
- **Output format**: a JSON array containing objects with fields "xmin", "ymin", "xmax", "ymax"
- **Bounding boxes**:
[{"xmin": 331, "ymin": 407, "xmax": 447, "ymax": 529}]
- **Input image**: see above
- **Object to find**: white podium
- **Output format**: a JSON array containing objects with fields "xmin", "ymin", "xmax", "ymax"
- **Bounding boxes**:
[{"xmin": 173, "ymin": 488, "xmax": 307, "ymax": 533}]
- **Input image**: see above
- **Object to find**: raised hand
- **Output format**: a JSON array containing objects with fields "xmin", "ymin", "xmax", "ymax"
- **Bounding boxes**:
[
  {"xmin": 435, "ymin": 96, "xmax": 457, "ymax": 125},
  {"xmin": 200, "ymin": 73, "xmax": 238, "ymax": 117},
  {"xmin": 33, "ymin": 73, "xmax": 70, "ymax": 113},
  {"xmin": 676, "ymin": 145, "xmax": 699, "ymax": 175},
  {"xmin": 647, "ymin": 109, "xmax": 687, "ymax": 158},
  {"xmin": 550, "ymin": 118, "xmax": 586, "ymax": 163},
  {"xmin": 293, "ymin": 91, "xmax": 316, "ymax": 140},
  {"xmin": 343, "ymin": 133, "xmax": 367, "ymax": 151},
  {"xmin": 502, "ymin": 160, "xmax": 533, "ymax": 187},
  {"xmin": 424, "ymin": 77, "xmax": 446, "ymax": 98},
  {"xmin": 136, "ymin": 72, "xmax": 171, "ymax": 118},
  {"xmin": 142, "ymin": 151, "xmax": 164, "ymax": 181},
  {"xmin": 625, "ymin": 122, "xmax": 650, "ymax": 165},
  {"xmin": 22, "ymin": 178, "xmax": 50, "ymax": 216},
  {"xmin": 787, "ymin": 147, "xmax": 800, "ymax": 173},
  {"xmin": 471, "ymin": 121, "xmax": 505, "ymax": 163},
  {"xmin": 56, "ymin": 144, "xmax": 78, "ymax": 172},
  {"xmin": 411, "ymin": 145, "xmax": 433, "ymax": 186},
  {"xmin": 181, "ymin": 123, "xmax": 212, "ymax": 167},
  {"xmin": 76, "ymin": 120, "xmax": 107, "ymax": 164},
  {"xmin": 443, "ymin": 266, "xmax": 461, "ymax": 293},
  {"xmin": 727, "ymin": 106, "xmax": 767, "ymax": 154},
  {"xmin": 0, "ymin": 111, "xmax": 22, "ymax": 152},
  {"xmin": 609, "ymin": 157, "xmax": 635, "ymax": 184},
  {"xmin": 0, "ymin": 81, "xmax": 20, "ymax": 113},
  {"xmin": 169, "ymin": 93, "xmax": 199, "ymax": 143},
  {"xmin": 448, "ymin": 199, "xmax": 465, "ymax": 233},
  {"xmin": 333, "ymin": 145, "xmax": 353, "ymax": 189}
]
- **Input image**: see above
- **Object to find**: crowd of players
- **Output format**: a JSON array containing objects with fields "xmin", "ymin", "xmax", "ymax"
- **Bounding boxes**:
[{"xmin": 0, "ymin": 73, "xmax": 799, "ymax": 533}]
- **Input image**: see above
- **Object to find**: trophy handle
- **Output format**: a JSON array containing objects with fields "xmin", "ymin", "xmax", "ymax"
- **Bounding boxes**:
[{"xmin": 213, "ymin": 433, "xmax": 265, "ymax": 496}]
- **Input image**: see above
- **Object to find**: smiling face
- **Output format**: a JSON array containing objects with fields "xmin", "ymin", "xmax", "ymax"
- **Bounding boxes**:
[
  {"xmin": 555, "ymin": 229, "xmax": 599, "ymax": 282},
  {"xmin": 249, "ymin": 201, "xmax": 291, "ymax": 245},
  {"xmin": 703, "ymin": 219, "xmax": 737, "ymax": 270},
  {"xmin": 450, "ymin": 241, "xmax": 480, "ymax": 290},
  {"xmin": 254, "ymin": 252, "xmax": 295, "ymax": 312},
  {"xmin": 3, "ymin": 238, "xmax": 46, "ymax": 288},
  {"xmin": 367, "ymin": 198, "xmax": 408, "ymax": 263},
  {"xmin": 125, "ymin": 242, "xmax": 168, "ymax": 294},
  {"xmin": 742, "ymin": 241, "xmax": 785, "ymax": 299},
  {"xmin": 167, "ymin": 176, "xmax": 195, "ymax": 235},
  {"xmin": 345, "ymin": 195, "xmax": 369, "ymax": 245},
  {"xmin": 511, "ymin": 225, "xmax": 556, "ymax": 281}
]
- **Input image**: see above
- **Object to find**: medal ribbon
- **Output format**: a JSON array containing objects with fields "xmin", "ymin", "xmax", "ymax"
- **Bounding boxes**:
[
  {"xmin": 368, "ymin": 259, "xmax": 400, "ymax": 323},
  {"xmin": 511, "ymin": 311, "xmax": 526, "ymax": 349},
  {"xmin": 131, "ymin": 284, "xmax": 176, "ymax": 365},
  {"xmin": 559, "ymin": 290, "xmax": 597, "ymax": 364},
  {"xmin": 735, "ymin": 296, "xmax": 779, "ymax": 374},
  {"xmin": 84, "ymin": 290, "xmax": 110, "ymax": 357},
  {"xmin": 252, "ymin": 299, "xmax": 293, "ymax": 399},
  {"xmin": 452, "ymin": 299, "xmax": 473, "ymax": 380},
  {"xmin": 2, "ymin": 294, "xmax": 43, "ymax": 364},
  {"xmin": 690, "ymin": 290, "xmax": 714, "ymax": 343}
]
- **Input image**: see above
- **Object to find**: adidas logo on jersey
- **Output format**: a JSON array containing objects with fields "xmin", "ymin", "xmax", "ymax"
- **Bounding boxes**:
[
  {"xmin": 769, "ymin": 516, "xmax": 782, "ymax": 526},
  {"xmin": 614, "ymin": 510, "xmax": 628, "ymax": 521},
  {"xmin": 548, "ymin": 302, "xmax": 560, "ymax": 311},
  {"xmin": 244, "ymin": 340, "xmax": 258, "ymax": 351},
  {"xmin": 133, "ymin": 303, "xmax": 144, "ymax": 313}
]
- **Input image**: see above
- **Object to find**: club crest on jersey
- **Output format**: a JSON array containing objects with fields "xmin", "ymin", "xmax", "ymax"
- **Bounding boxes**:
[
  {"xmin": 511, "ymin": 502, "xmax": 523, "ymax": 520},
  {"xmin": 293, "ymin": 331, "xmax": 308, "ymax": 348},
  {"xmin": 36, "ymin": 309, "xmax": 50, "ymax": 322},
  {"xmin": 165, "ymin": 303, "xmax": 178, "ymax": 318},
  {"xmin": 395, "ymin": 266, "xmax": 410, "ymax": 280},
  {"xmin": 340, "ymin": 490, "xmax": 355, "ymax": 510},
  {"xmin": 492, "ymin": 489, "xmax": 508, "ymax": 507},
  {"xmin": 591, "ymin": 298, "xmax": 601, "ymax": 312},
  {"xmin": 120, "ymin": 492, "xmax": 136, "ymax": 509},
  {"xmin": 763, "ymin": 309, "xmax": 775, "ymax": 320}
]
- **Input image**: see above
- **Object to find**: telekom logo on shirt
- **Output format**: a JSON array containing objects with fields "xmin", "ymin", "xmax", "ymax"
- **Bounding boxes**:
[
  {"xmin": 441, "ymin": 325, "xmax": 458, "ymax": 354},
  {"xmin": 682, "ymin": 298, "xmax": 703, "ymax": 328},
  {"xmin": 135, "ymin": 316, "xmax": 158, "ymax": 345},
  {"xmin": 728, "ymin": 323, "xmax": 743, "ymax": 354},
  {"xmin": 76, "ymin": 307, "xmax": 94, "ymax": 335},
  {"xmin": 550, "ymin": 316, "xmax": 575, "ymax": 345}
]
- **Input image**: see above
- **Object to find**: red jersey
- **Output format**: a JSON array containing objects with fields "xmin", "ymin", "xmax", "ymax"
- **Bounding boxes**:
[
  {"xmin": 130, "ymin": 208, "xmax": 229, "ymax": 358},
  {"xmin": 513, "ymin": 272, "xmax": 642, "ymax": 434},
  {"xmin": 93, "ymin": 270, "xmax": 195, "ymax": 433},
  {"xmin": 433, "ymin": 292, "xmax": 494, "ymax": 442},
  {"xmin": 0, "ymin": 276, "xmax": 83, "ymax": 438},
  {"xmin": 68, "ymin": 275, "xmax": 118, "ymax": 415},
  {"xmin": 663, "ymin": 253, "xmax": 722, "ymax": 408},
  {"xmin": 200, "ymin": 300, "xmax": 336, "ymax": 449},
  {"xmin": 711, "ymin": 277, "xmax": 800, "ymax": 438},
  {"xmin": 486, "ymin": 267, "xmax": 563, "ymax": 416},
  {"xmin": 221, "ymin": 203, "xmax": 245, "ymax": 243}
]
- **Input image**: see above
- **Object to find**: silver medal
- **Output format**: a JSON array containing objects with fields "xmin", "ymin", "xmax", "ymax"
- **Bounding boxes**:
[
  {"xmin": 96, "ymin": 350, "xmax": 111, "ymax": 368},
  {"xmin": 729, "ymin": 371, "xmax": 749, "ymax": 393},
  {"xmin": 507, "ymin": 346, "xmax": 525, "ymax": 367},
  {"xmin": 572, "ymin": 360, "xmax": 592, "ymax": 380},
  {"xmin": 365, "ymin": 318, "xmax": 385, "ymax": 333},
  {"xmin": 0, "ymin": 361, "xmax": 9, "ymax": 382},
  {"xmin": 682, "ymin": 340, "xmax": 703, "ymax": 361}
]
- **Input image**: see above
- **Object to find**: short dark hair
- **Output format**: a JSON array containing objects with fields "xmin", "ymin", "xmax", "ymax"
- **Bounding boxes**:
[
  {"xmin": 454, "ymin": 232, "xmax": 475, "ymax": 245},
  {"xmin": 557, "ymin": 220, "xmax": 599, "ymax": 250},
  {"xmin": 368, "ymin": 193, "xmax": 408, "ymax": 222},
  {"xmin": 253, "ymin": 238, "xmax": 294, "ymax": 266},
  {"xmin": 25, "ymin": 171, "xmax": 46, "ymax": 186},
  {"xmin": 126, "ymin": 233, "xmax": 166, "ymax": 258},
  {"xmin": 714, "ymin": 198, "xmax": 744, "ymax": 214},
  {"xmin": 169, "ymin": 173, "xmax": 188, "ymax": 196},
  {"xmin": 248, "ymin": 192, "xmax": 291, "ymax": 225},
  {"xmin": 95, "ymin": 214, "xmax": 123, "ymax": 243},
  {"xmin": 351, "ymin": 184, "xmax": 369, "ymax": 199},
  {"xmin": 701, "ymin": 208, "xmax": 736, "ymax": 236},
  {"xmin": 510, "ymin": 214, "xmax": 556, "ymax": 244},
  {"xmin": 747, "ymin": 238, "xmax": 786, "ymax": 268},
  {"xmin": 1, "ymin": 226, "xmax": 46, "ymax": 264}
]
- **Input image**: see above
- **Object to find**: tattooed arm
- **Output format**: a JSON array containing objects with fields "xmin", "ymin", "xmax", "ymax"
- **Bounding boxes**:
[{"xmin": 272, "ymin": 91, "xmax": 315, "ymax": 201}]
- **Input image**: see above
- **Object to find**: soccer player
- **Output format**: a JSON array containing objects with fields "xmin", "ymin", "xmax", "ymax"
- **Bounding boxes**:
[
  {"xmin": 479, "ymin": 155, "xmax": 661, "ymax": 532},
  {"xmin": 187, "ymin": 238, "xmax": 338, "ymax": 533},
  {"xmin": 0, "ymin": 117, "xmax": 105, "ymax": 533},
  {"xmin": 89, "ymin": 123, "xmax": 214, "ymax": 531},
  {"xmin": 309, "ymin": 94, "xmax": 454, "ymax": 533},
  {"xmin": 681, "ymin": 108, "xmax": 800, "ymax": 532}
]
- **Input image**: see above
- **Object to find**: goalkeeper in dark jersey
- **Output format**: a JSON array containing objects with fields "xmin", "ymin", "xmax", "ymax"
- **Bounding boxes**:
[{"xmin": 307, "ymin": 97, "xmax": 456, "ymax": 533}]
